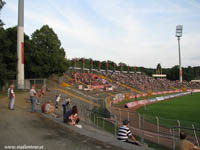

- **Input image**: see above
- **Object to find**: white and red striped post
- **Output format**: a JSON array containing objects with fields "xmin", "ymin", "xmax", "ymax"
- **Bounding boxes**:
[{"xmin": 17, "ymin": 0, "xmax": 24, "ymax": 89}]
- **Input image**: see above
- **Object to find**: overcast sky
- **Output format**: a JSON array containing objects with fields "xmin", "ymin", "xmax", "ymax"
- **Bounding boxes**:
[{"xmin": 2, "ymin": 0, "xmax": 200, "ymax": 68}]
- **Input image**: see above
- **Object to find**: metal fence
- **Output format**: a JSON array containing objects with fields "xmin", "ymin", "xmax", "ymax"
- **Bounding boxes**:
[
  {"xmin": 110, "ymin": 107, "xmax": 200, "ymax": 149},
  {"xmin": 171, "ymin": 126, "xmax": 200, "ymax": 150},
  {"xmin": 28, "ymin": 82, "xmax": 200, "ymax": 150},
  {"xmin": 3, "ymin": 79, "xmax": 47, "ymax": 90}
]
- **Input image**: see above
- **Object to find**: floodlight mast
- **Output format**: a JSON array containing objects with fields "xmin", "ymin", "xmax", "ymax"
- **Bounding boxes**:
[
  {"xmin": 17, "ymin": 0, "xmax": 24, "ymax": 89},
  {"xmin": 176, "ymin": 25, "xmax": 183, "ymax": 83}
]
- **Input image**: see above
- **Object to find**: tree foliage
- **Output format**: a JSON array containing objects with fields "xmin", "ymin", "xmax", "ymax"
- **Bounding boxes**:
[
  {"xmin": 25, "ymin": 25, "xmax": 68, "ymax": 78},
  {"xmin": 0, "ymin": 27, "xmax": 17, "ymax": 88},
  {"xmin": 0, "ymin": 0, "xmax": 6, "ymax": 27},
  {"xmin": 0, "ymin": 25, "xmax": 68, "ymax": 89},
  {"xmin": 69, "ymin": 58, "xmax": 200, "ymax": 81},
  {"xmin": 0, "ymin": 1, "xmax": 199, "ymax": 89},
  {"xmin": 156, "ymin": 63, "xmax": 162, "ymax": 74}
]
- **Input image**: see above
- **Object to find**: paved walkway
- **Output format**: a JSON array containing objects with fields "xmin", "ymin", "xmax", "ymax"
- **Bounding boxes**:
[{"xmin": 0, "ymin": 94, "xmax": 152, "ymax": 150}]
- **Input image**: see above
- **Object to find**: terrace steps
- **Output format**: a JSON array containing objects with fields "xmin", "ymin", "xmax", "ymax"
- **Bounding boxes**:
[{"xmin": 99, "ymin": 74, "xmax": 143, "ymax": 94}]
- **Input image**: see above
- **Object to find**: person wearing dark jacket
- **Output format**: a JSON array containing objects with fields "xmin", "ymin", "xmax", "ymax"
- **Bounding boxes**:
[{"xmin": 64, "ymin": 105, "xmax": 80, "ymax": 125}]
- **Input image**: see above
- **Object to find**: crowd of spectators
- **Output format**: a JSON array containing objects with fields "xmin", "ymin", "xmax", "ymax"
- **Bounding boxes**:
[
  {"xmin": 104, "ymin": 72, "xmax": 200, "ymax": 92},
  {"xmin": 71, "ymin": 72, "xmax": 113, "ymax": 90},
  {"xmin": 68, "ymin": 71, "xmax": 200, "ymax": 93},
  {"xmin": 40, "ymin": 94, "xmax": 81, "ymax": 127}
]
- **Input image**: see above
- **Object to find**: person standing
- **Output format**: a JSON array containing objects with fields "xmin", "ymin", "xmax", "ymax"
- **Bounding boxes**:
[
  {"xmin": 55, "ymin": 94, "xmax": 61, "ymax": 108},
  {"xmin": 8, "ymin": 85, "xmax": 11, "ymax": 109},
  {"xmin": 62, "ymin": 97, "xmax": 71, "ymax": 115},
  {"xmin": 30, "ymin": 84, "xmax": 37, "ymax": 113},
  {"xmin": 8, "ymin": 84, "xmax": 15, "ymax": 110}
]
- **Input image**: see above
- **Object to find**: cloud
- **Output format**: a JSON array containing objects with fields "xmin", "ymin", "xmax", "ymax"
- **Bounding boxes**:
[
  {"xmin": 2, "ymin": 0, "xmax": 200, "ymax": 68},
  {"xmin": 1, "ymin": 1, "xmax": 18, "ymax": 27},
  {"xmin": 184, "ymin": 0, "xmax": 200, "ymax": 9}
]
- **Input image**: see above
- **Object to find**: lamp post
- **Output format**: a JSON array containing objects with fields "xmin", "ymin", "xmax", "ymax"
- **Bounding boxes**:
[
  {"xmin": 176, "ymin": 25, "xmax": 183, "ymax": 83},
  {"xmin": 17, "ymin": 0, "xmax": 24, "ymax": 89}
]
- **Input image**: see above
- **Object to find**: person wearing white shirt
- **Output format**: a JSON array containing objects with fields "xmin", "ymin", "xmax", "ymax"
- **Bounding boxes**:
[
  {"xmin": 8, "ymin": 84, "xmax": 15, "ymax": 110},
  {"xmin": 55, "ymin": 94, "xmax": 61, "ymax": 108},
  {"xmin": 30, "ymin": 84, "xmax": 37, "ymax": 112}
]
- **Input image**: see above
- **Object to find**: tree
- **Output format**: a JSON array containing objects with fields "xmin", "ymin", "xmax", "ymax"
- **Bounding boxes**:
[
  {"xmin": 0, "ymin": 24, "xmax": 70, "ymax": 89},
  {"xmin": 156, "ymin": 63, "xmax": 162, "ymax": 74},
  {"xmin": 0, "ymin": 0, "xmax": 6, "ymax": 27},
  {"xmin": 0, "ymin": 28, "xmax": 7, "ymax": 87},
  {"xmin": 0, "ymin": 0, "xmax": 6, "ymax": 88},
  {"xmin": 118, "ymin": 62, "xmax": 127, "ymax": 72},
  {"xmin": 0, "ymin": 27, "xmax": 18, "ymax": 89},
  {"xmin": 182, "ymin": 66, "xmax": 195, "ymax": 81},
  {"xmin": 29, "ymin": 25, "xmax": 67, "ymax": 78},
  {"xmin": 167, "ymin": 65, "xmax": 179, "ymax": 81}
]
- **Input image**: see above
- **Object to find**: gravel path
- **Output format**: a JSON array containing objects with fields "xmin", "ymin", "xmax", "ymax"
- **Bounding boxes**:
[{"xmin": 0, "ymin": 94, "xmax": 152, "ymax": 150}]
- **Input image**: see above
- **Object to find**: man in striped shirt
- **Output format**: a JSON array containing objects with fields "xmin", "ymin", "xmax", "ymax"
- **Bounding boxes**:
[{"xmin": 117, "ymin": 120, "xmax": 140, "ymax": 145}]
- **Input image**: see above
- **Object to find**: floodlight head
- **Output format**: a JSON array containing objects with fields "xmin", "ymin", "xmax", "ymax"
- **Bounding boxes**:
[{"xmin": 176, "ymin": 25, "xmax": 183, "ymax": 37}]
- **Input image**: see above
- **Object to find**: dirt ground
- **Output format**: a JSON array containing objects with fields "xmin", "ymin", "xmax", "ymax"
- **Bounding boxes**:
[{"xmin": 0, "ymin": 94, "xmax": 125, "ymax": 150}]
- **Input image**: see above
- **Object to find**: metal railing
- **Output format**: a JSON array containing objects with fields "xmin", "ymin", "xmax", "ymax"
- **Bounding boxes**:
[
  {"xmin": 110, "ymin": 106, "xmax": 200, "ymax": 149},
  {"xmin": 171, "ymin": 126, "xmax": 200, "ymax": 150},
  {"xmin": 32, "ymin": 82, "xmax": 200, "ymax": 150}
]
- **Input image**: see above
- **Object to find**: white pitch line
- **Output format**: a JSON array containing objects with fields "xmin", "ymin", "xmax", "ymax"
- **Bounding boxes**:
[{"xmin": 144, "ymin": 133, "xmax": 154, "ymax": 138}]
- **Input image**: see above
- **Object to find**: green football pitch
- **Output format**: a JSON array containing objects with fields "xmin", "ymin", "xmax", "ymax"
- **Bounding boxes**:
[{"xmin": 137, "ymin": 92, "xmax": 200, "ymax": 128}]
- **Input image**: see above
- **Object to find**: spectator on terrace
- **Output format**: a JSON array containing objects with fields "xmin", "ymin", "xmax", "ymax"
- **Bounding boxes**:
[
  {"xmin": 135, "ymin": 93, "xmax": 137, "ymax": 100},
  {"xmin": 38, "ymin": 88, "xmax": 45, "ymax": 97},
  {"xmin": 46, "ymin": 87, "xmax": 50, "ymax": 91},
  {"xmin": 30, "ymin": 84, "xmax": 38, "ymax": 112},
  {"xmin": 41, "ymin": 103, "xmax": 46, "ymax": 113},
  {"xmin": 8, "ymin": 84, "xmax": 15, "ymax": 110},
  {"xmin": 62, "ymin": 97, "xmax": 71, "ymax": 115},
  {"xmin": 55, "ymin": 94, "xmax": 61, "ymax": 108},
  {"xmin": 64, "ymin": 105, "xmax": 80, "ymax": 126},
  {"xmin": 44, "ymin": 100, "xmax": 55, "ymax": 114},
  {"xmin": 117, "ymin": 120, "xmax": 140, "ymax": 145},
  {"xmin": 179, "ymin": 132, "xmax": 199, "ymax": 150},
  {"xmin": 7, "ymin": 85, "xmax": 11, "ymax": 109},
  {"xmin": 43, "ymin": 100, "xmax": 59, "ymax": 118}
]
